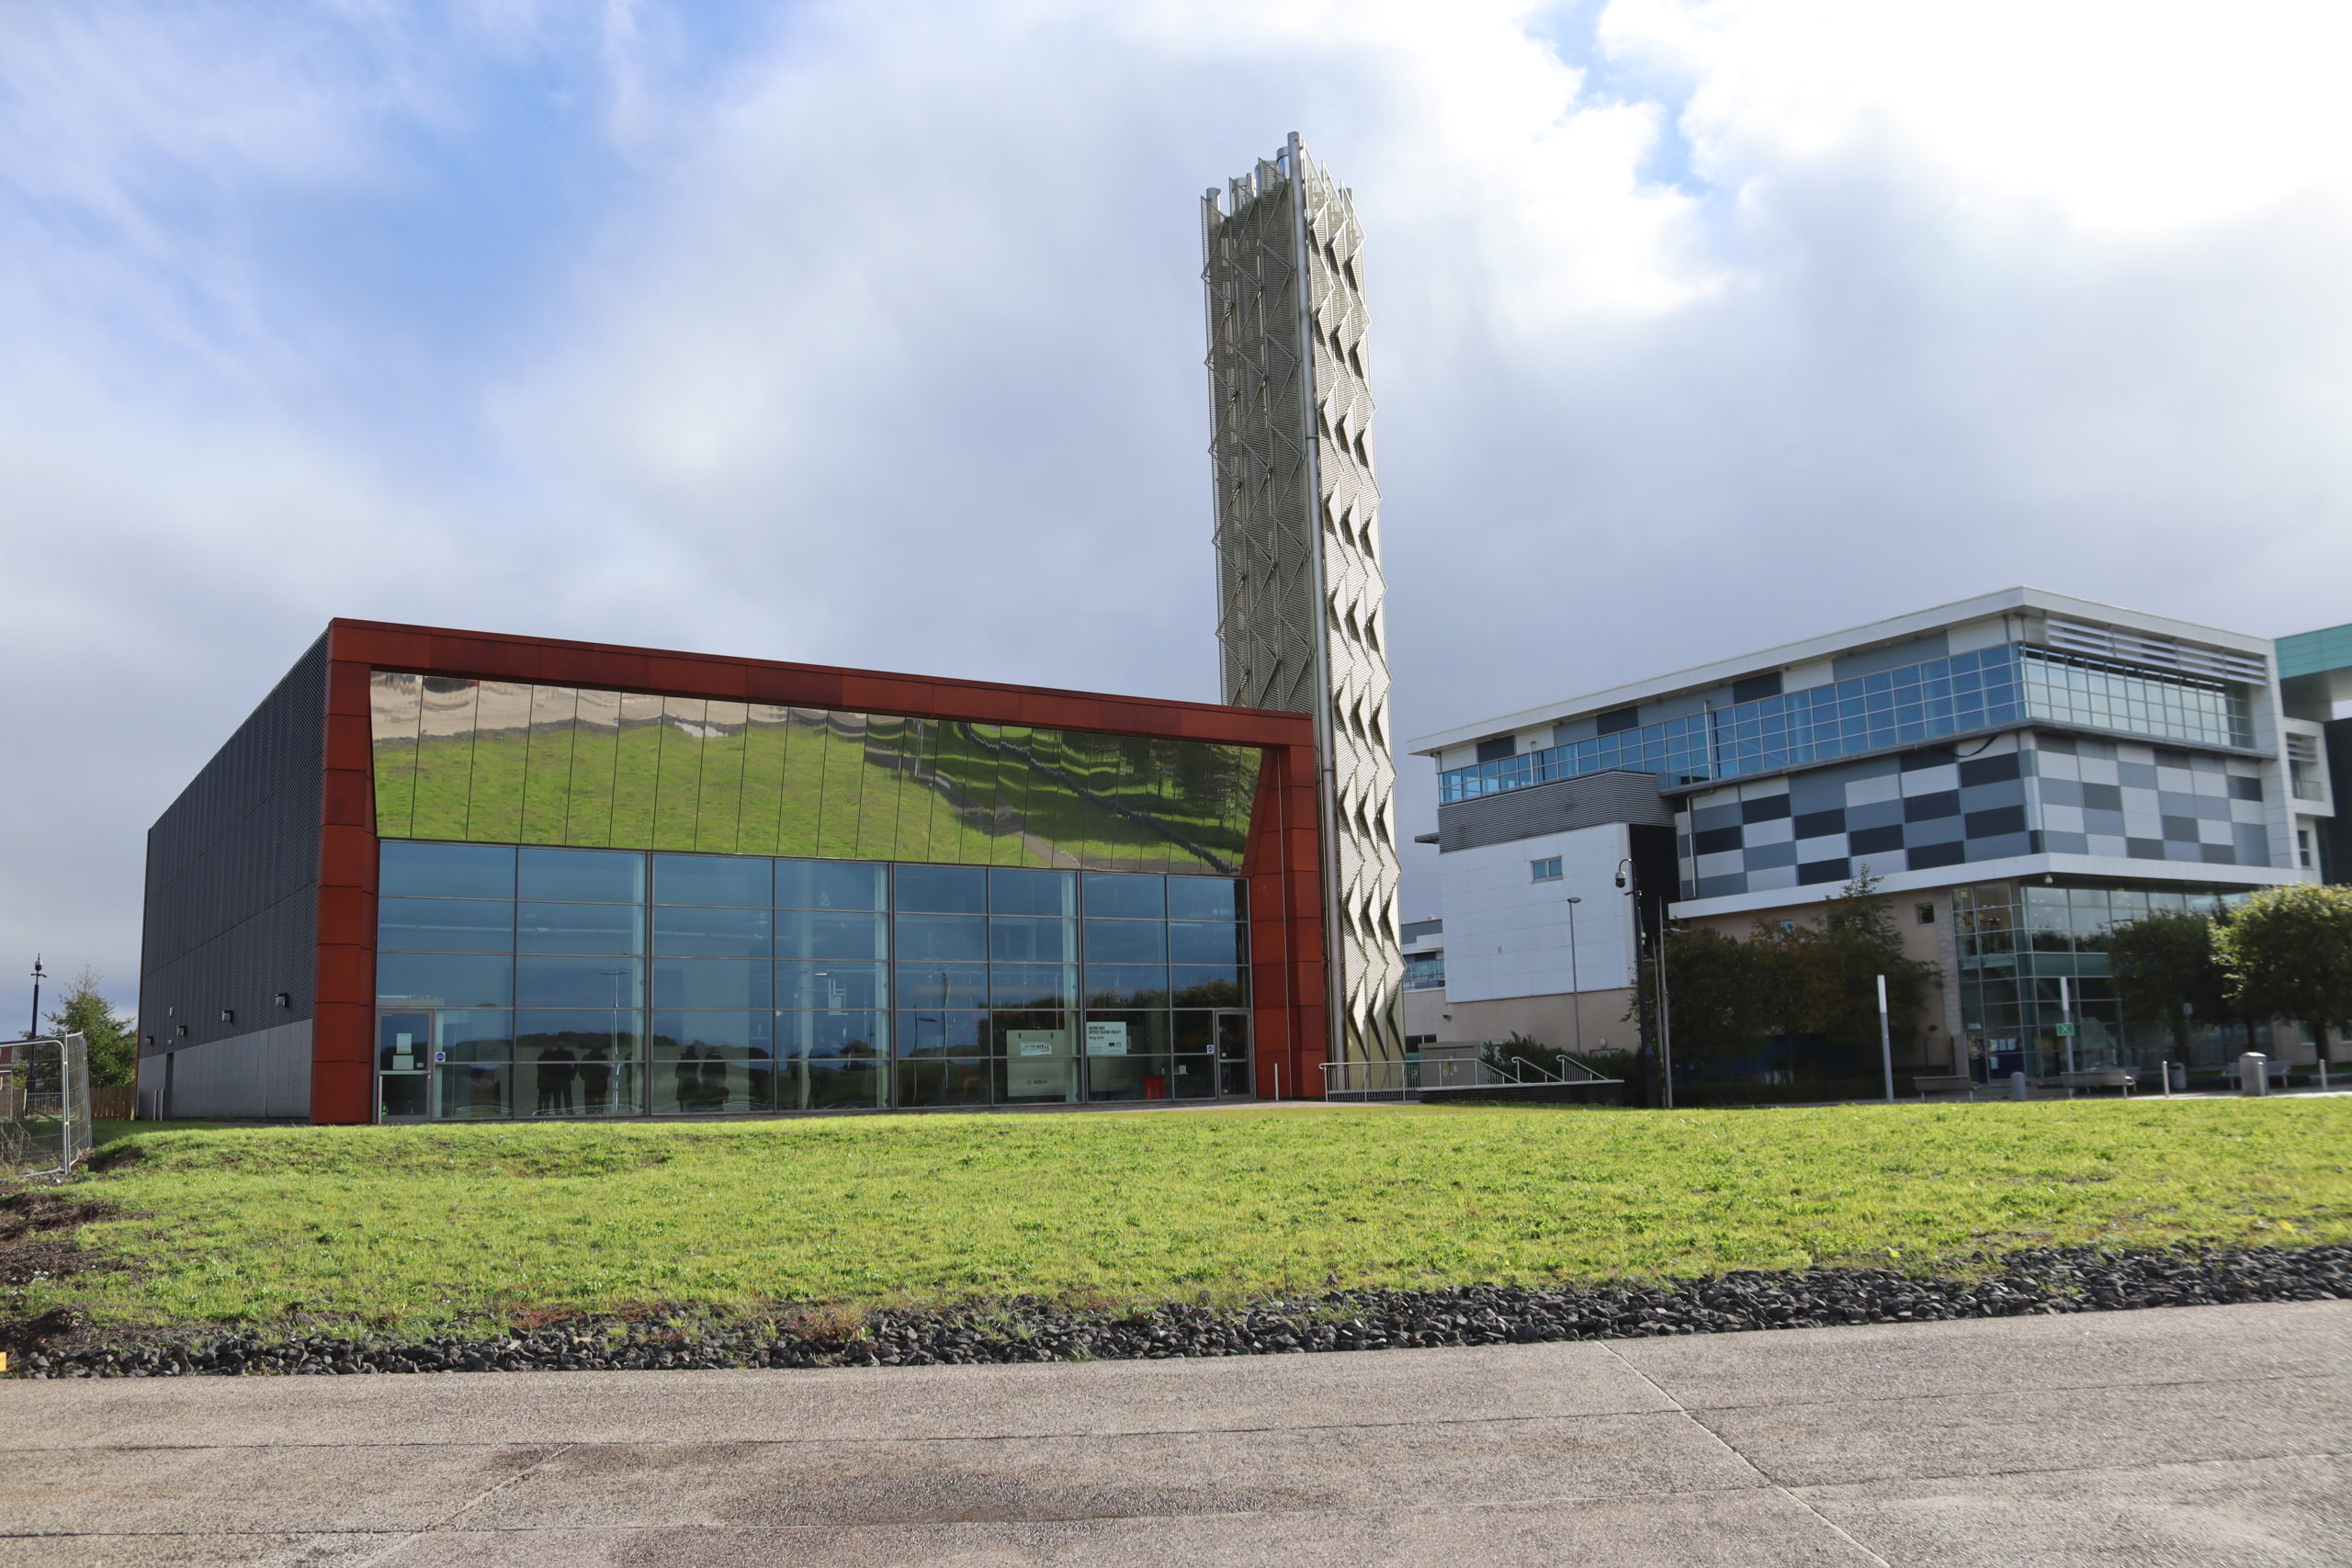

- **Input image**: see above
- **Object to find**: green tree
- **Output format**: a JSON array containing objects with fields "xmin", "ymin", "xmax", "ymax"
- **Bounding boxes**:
[
  {"xmin": 1746, "ymin": 873, "xmax": 1935, "ymax": 1055},
  {"xmin": 2220, "ymin": 884, "xmax": 2352, "ymax": 1045},
  {"xmin": 2106, "ymin": 908, "xmax": 2230, "ymax": 1051},
  {"xmin": 46, "ymin": 966, "xmax": 138, "ymax": 1087},
  {"xmin": 1657, "ymin": 924, "xmax": 1770, "ymax": 1075}
]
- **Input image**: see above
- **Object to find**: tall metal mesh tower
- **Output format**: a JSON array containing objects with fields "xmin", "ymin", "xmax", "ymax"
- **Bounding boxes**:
[{"xmin": 1202, "ymin": 134, "xmax": 1404, "ymax": 1066}]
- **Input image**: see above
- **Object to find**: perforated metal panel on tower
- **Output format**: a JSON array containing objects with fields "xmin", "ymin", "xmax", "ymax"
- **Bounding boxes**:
[{"xmin": 1203, "ymin": 134, "xmax": 1404, "ymax": 1066}]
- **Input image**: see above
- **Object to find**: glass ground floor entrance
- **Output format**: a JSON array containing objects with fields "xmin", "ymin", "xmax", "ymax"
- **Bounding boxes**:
[
  {"xmin": 373, "ymin": 842, "xmax": 1258, "ymax": 1122},
  {"xmin": 377, "ymin": 1006, "xmax": 1255, "ymax": 1120}
]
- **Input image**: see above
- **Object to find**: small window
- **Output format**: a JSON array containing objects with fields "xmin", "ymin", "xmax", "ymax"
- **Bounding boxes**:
[
  {"xmin": 1475, "ymin": 736, "xmax": 1517, "ymax": 764},
  {"xmin": 2300, "ymin": 829, "xmax": 2314, "ymax": 869},
  {"xmin": 1531, "ymin": 857, "xmax": 1564, "ymax": 882},
  {"xmin": 1916, "ymin": 902, "xmax": 1936, "ymax": 926}
]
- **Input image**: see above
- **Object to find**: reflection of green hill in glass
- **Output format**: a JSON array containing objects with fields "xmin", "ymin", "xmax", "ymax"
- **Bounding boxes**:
[{"xmin": 373, "ymin": 683, "xmax": 1259, "ymax": 874}]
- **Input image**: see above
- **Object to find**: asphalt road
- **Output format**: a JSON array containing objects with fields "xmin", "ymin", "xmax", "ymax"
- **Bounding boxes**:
[{"xmin": 4, "ymin": 1299, "xmax": 2347, "ymax": 1565}]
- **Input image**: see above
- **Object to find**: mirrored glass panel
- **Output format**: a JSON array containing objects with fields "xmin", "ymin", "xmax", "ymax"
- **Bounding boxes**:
[
  {"xmin": 1084, "ymin": 919, "xmax": 1165, "ymax": 964},
  {"xmin": 776, "ymin": 859, "xmax": 887, "ymax": 910},
  {"xmin": 378, "ymin": 953, "xmax": 513, "ymax": 1008},
  {"xmin": 516, "ymin": 955, "xmax": 641, "ymax": 1010},
  {"xmin": 650, "ymin": 958, "xmax": 772, "ymax": 1010},
  {"xmin": 372, "ymin": 676, "xmax": 1262, "ymax": 875},
  {"xmin": 895, "ymin": 914, "xmax": 987, "ymax": 963},
  {"xmin": 519, "ymin": 847, "xmax": 644, "ymax": 904},
  {"xmin": 897, "ymin": 963, "xmax": 988, "ymax": 1010},
  {"xmin": 895, "ymin": 1009, "xmax": 987, "ymax": 1056},
  {"xmin": 989, "ymin": 916, "xmax": 1074, "ymax": 964},
  {"xmin": 1167, "ymin": 878, "xmax": 1244, "ymax": 921},
  {"xmin": 435, "ymin": 1010, "xmax": 513, "ymax": 1062},
  {"xmin": 655, "ymin": 852, "xmax": 772, "ymax": 908},
  {"xmin": 990, "ymin": 963, "xmax": 1075, "ymax": 1009},
  {"xmin": 896, "ymin": 864, "xmax": 988, "ymax": 913},
  {"xmin": 991, "ymin": 868, "xmax": 1076, "ymax": 916},
  {"xmin": 380, "ymin": 841, "xmax": 514, "ymax": 900},
  {"xmin": 651, "ymin": 906, "xmax": 771, "ymax": 958},
  {"xmin": 777, "ymin": 1010, "xmax": 888, "ymax": 1060},
  {"xmin": 775, "ymin": 961, "xmax": 888, "ymax": 1010},
  {"xmin": 777, "ymin": 909, "xmax": 888, "ymax": 960},
  {"xmin": 379, "ymin": 898, "xmax": 514, "ymax": 953},
  {"xmin": 1169, "ymin": 922, "xmax": 1245, "ymax": 966},
  {"xmin": 1083, "ymin": 874, "xmax": 1166, "ymax": 919},
  {"xmin": 516, "ymin": 902, "xmax": 641, "ymax": 955}
]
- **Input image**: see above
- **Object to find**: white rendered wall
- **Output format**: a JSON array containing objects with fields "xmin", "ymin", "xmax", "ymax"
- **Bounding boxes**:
[{"xmin": 1437, "ymin": 822, "xmax": 1639, "ymax": 1005}]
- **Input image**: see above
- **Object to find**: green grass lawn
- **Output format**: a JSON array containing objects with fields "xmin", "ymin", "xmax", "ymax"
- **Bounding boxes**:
[{"xmin": 29, "ymin": 1098, "xmax": 2352, "ymax": 1337}]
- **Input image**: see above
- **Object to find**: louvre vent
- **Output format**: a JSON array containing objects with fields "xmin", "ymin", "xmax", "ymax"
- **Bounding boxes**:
[{"xmin": 2043, "ymin": 617, "xmax": 2268, "ymax": 684}]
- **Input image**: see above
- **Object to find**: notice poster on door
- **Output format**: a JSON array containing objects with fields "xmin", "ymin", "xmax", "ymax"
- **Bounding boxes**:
[
  {"xmin": 1009, "ymin": 1031, "xmax": 1063, "ymax": 1058},
  {"xmin": 1084, "ymin": 1021, "xmax": 1129, "ymax": 1056}
]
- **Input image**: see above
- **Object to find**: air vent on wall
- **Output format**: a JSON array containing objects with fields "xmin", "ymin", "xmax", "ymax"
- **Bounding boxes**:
[{"xmin": 2043, "ymin": 617, "xmax": 2268, "ymax": 684}]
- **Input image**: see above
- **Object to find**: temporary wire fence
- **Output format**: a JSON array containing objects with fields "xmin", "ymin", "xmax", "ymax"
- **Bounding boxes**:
[{"xmin": 2, "ymin": 1032, "xmax": 92, "ymax": 1181}]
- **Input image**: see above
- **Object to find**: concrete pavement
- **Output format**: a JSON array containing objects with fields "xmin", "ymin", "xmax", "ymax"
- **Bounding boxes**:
[{"xmin": 3, "ymin": 1299, "xmax": 2347, "ymax": 1565}]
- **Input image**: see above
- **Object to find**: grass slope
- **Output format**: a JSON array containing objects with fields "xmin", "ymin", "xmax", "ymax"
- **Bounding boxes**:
[{"xmin": 33, "ymin": 1099, "xmax": 2352, "ymax": 1336}]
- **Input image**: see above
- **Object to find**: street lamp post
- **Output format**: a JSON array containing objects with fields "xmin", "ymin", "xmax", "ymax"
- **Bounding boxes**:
[
  {"xmin": 27, "ymin": 953, "xmax": 44, "ymax": 1041},
  {"xmin": 1564, "ymin": 897, "xmax": 1584, "ymax": 1058},
  {"xmin": 1615, "ymin": 858, "xmax": 1672, "ymax": 1110}
]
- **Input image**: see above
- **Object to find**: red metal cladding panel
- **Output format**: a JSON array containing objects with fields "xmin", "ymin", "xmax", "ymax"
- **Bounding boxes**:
[
  {"xmin": 1238, "ymin": 740, "xmax": 1325, "ymax": 1101},
  {"xmin": 322, "ymin": 770, "xmax": 373, "ymax": 831},
  {"xmin": 646, "ymin": 654, "xmax": 749, "ymax": 700},
  {"xmin": 313, "ymin": 643, "xmax": 380, "ymax": 1124},
  {"xmin": 317, "ymin": 885, "xmax": 373, "ymax": 948},
  {"xmin": 308, "ymin": 622, "xmax": 1324, "ymax": 1116}
]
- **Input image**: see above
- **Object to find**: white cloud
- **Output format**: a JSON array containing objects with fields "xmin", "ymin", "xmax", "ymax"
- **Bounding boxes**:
[
  {"xmin": 3, "ymin": 0, "xmax": 2350, "ymax": 1020},
  {"xmin": 1604, "ymin": 0, "xmax": 2352, "ymax": 231}
]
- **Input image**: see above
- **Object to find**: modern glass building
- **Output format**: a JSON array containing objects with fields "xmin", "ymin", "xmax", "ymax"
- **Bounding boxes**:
[
  {"xmin": 1406, "ymin": 589, "xmax": 2350, "ymax": 1086},
  {"xmin": 137, "ymin": 622, "xmax": 1327, "ymax": 1122}
]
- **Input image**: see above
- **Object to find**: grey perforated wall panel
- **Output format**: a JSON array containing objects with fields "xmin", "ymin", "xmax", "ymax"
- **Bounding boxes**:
[
  {"xmin": 139, "ymin": 633, "xmax": 326, "ymax": 1062},
  {"xmin": 140, "ymin": 1020, "xmax": 313, "ymax": 1120},
  {"xmin": 1204, "ymin": 136, "xmax": 1404, "ymax": 1064}
]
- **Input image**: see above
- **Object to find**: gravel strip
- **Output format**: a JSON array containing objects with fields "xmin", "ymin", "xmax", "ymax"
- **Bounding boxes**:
[{"xmin": 11, "ymin": 1243, "xmax": 2348, "ymax": 1379}]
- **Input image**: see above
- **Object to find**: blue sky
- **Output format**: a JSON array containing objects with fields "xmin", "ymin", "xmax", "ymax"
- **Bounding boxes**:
[{"xmin": 5, "ymin": 0, "xmax": 2351, "ymax": 1029}]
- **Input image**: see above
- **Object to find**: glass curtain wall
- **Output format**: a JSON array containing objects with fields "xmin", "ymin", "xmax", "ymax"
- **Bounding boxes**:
[
  {"xmin": 377, "ymin": 841, "xmax": 1249, "ymax": 1121},
  {"xmin": 368, "ymin": 673, "xmax": 1262, "ymax": 876},
  {"xmin": 1952, "ymin": 880, "xmax": 2256, "ymax": 1079},
  {"xmin": 1440, "ymin": 644, "xmax": 2256, "ymax": 803}
]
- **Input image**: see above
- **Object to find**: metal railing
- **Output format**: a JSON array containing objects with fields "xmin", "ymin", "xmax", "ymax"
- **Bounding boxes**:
[
  {"xmin": 1322, "ymin": 1045, "xmax": 1623, "ymax": 1102},
  {"xmin": 3, "ymin": 1032, "xmax": 92, "ymax": 1181}
]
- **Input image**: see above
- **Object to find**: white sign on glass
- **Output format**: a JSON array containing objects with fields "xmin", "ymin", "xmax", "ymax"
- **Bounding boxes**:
[{"xmin": 1084, "ymin": 1021, "xmax": 1129, "ymax": 1056}]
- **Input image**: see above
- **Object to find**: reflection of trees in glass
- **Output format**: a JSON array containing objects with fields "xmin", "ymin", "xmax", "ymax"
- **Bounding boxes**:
[{"xmin": 368, "ymin": 671, "xmax": 1261, "ymax": 874}]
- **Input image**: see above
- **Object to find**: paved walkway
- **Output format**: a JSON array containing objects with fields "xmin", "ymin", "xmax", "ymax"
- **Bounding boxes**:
[{"xmin": 4, "ymin": 1300, "xmax": 2347, "ymax": 1565}]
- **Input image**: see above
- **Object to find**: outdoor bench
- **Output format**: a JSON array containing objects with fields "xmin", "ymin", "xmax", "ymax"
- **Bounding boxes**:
[{"xmin": 2059, "ymin": 1068, "xmax": 2135, "ymax": 1097}]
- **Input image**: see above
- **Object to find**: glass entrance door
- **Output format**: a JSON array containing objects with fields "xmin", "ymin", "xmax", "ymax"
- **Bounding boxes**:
[
  {"xmin": 378, "ymin": 1010, "xmax": 432, "ymax": 1120},
  {"xmin": 1215, "ymin": 1010, "xmax": 1252, "ymax": 1097}
]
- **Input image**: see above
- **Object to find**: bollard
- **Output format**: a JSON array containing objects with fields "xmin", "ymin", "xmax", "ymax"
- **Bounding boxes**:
[
  {"xmin": 2008, "ymin": 1070, "xmax": 2028, "ymax": 1100},
  {"xmin": 2240, "ymin": 1053, "xmax": 2268, "ymax": 1098}
]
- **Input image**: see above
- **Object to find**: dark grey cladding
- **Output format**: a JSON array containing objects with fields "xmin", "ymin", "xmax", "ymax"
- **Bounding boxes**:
[
  {"xmin": 139, "ymin": 631, "xmax": 327, "ymax": 1060},
  {"xmin": 1436, "ymin": 769, "xmax": 1670, "ymax": 853}
]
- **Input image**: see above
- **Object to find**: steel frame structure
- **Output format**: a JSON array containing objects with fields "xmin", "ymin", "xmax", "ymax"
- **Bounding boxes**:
[{"xmin": 1203, "ymin": 134, "xmax": 1405, "ymax": 1066}]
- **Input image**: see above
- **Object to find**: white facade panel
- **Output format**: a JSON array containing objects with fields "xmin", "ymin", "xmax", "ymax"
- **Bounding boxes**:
[{"xmin": 1437, "ymin": 823, "xmax": 1639, "ymax": 1005}]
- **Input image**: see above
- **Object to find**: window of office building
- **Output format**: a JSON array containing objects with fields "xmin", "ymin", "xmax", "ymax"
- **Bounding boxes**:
[
  {"xmin": 1951, "ymin": 881, "xmax": 2255, "ymax": 1081},
  {"xmin": 1530, "ymin": 857, "xmax": 1563, "ymax": 882},
  {"xmin": 377, "ymin": 841, "xmax": 1250, "ymax": 1120},
  {"xmin": 1441, "ymin": 642, "xmax": 2256, "ymax": 803}
]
